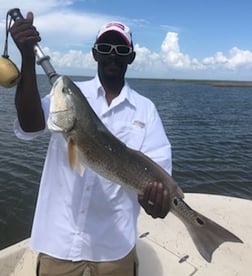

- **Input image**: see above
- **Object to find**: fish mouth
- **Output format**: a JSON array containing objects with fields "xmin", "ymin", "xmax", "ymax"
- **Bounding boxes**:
[
  {"xmin": 50, "ymin": 108, "xmax": 72, "ymax": 114},
  {"xmin": 48, "ymin": 106, "xmax": 76, "ymax": 133}
]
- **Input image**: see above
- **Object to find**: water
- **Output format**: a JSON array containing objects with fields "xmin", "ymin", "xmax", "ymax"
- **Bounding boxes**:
[{"xmin": 1, "ymin": 76, "xmax": 252, "ymax": 250}]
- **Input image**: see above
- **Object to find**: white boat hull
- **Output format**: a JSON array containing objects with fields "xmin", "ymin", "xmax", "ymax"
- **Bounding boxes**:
[{"xmin": 0, "ymin": 193, "xmax": 251, "ymax": 276}]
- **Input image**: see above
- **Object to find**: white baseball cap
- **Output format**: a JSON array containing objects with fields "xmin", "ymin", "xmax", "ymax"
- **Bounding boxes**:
[{"xmin": 96, "ymin": 22, "xmax": 132, "ymax": 46}]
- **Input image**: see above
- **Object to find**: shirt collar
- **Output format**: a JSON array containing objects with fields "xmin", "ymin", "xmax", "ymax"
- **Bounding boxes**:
[{"xmin": 91, "ymin": 74, "xmax": 136, "ymax": 109}]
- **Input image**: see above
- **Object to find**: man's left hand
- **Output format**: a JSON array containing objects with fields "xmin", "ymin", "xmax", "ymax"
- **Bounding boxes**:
[{"xmin": 138, "ymin": 182, "xmax": 170, "ymax": 218}]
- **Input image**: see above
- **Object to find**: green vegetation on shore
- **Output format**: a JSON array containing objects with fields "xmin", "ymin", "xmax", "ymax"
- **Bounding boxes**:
[{"xmin": 130, "ymin": 77, "xmax": 252, "ymax": 88}]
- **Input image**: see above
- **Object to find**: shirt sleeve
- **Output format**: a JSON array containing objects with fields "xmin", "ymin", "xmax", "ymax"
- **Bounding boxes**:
[
  {"xmin": 13, "ymin": 94, "xmax": 51, "ymax": 140},
  {"xmin": 141, "ymin": 104, "xmax": 172, "ymax": 175}
]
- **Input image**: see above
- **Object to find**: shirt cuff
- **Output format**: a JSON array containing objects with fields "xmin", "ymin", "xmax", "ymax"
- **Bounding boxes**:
[{"xmin": 13, "ymin": 118, "xmax": 47, "ymax": 140}]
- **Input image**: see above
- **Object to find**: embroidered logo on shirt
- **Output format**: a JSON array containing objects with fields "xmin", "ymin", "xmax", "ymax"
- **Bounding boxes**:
[{"xmin": 132, "ymin": 120, "xmax": 145, "ymax": 128}]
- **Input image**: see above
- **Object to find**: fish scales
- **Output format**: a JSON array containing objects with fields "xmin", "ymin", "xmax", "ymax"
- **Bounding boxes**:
[
  {"xmin": 76, "ymin": 128, "xmax": 167, "ymax": 194},
  {"xmin": 72, "ymin": 99, "xmax": 173, "ymax": 194}
]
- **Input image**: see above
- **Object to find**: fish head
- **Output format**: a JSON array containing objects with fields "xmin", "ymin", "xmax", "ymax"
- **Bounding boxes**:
[{"xmin": 48, "ymin": 76, "xmax": 76, "ymax": 133}]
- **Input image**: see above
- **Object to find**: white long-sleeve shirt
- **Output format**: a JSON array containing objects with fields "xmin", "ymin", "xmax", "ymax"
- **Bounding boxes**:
[{"xmin": 14, "ymin": 75, "xmax": 172, "ymax": 261}]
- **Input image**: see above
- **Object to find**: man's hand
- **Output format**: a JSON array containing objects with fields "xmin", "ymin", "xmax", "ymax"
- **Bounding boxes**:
[
  {"xmin": 138, "ymin": 182, "xmax": 170, "ymax": 218},
  {"xmin": 10, "ymin": 12, "xmax": 41, "ymax": 57}
]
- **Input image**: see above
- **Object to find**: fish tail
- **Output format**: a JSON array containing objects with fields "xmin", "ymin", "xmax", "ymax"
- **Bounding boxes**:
[
  {"xmin": 172, "ymin": 198, "xmax": 243, "ymax": 262},
  {"xmin": 183, "ymin": 208, "xmax": 243, "ymax": 262}
]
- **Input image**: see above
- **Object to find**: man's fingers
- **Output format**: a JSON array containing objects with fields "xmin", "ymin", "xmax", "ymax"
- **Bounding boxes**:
[
  {"xmin": 139, "ymin": 182, "xmax": 153, "ymax": 203},
  {"xmin": 26, "ymin": 12, "xmax": 34, "ymax": 24},
  {"xmin": 160, "ymin": 188, "xmax": 170, "ymax": 218},
  {"xmin": 138, "ymin": 182, "xmax": 170, "ymax": 219},
  {"xmin": 147, "ymin": 182, "xmax": 157, "ymax": 205}
]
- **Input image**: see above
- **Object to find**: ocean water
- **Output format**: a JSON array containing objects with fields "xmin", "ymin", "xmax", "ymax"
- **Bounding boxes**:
[{"xmin": 0, "ymin": 75, "xmax": 252, "ymax": 249}]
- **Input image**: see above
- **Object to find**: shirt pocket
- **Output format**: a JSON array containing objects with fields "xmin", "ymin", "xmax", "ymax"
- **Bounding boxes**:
[{"xmin": 111, "ymin": 120, "xmax": 146, "ymax": 151}]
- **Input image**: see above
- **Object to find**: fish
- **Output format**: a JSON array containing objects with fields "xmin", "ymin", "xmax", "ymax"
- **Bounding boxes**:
[{"xmin": 47, "ymin": 75, "xmax": 243, "ymax": 263}]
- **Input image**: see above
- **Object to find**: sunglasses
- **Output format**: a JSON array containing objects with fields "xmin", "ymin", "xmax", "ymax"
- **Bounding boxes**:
[{"xmin": 94, "ymin": 43, "xmax": 133, "ymax": 56}]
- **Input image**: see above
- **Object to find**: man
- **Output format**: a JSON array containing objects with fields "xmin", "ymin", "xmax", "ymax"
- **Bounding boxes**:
[{"xmin": 10, "ymin": 12, "xmax": 172, "ymax": 276}]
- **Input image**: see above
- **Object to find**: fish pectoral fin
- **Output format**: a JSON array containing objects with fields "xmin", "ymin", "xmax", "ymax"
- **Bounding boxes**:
[
  {"xmin": 67, "ymin": 137, "xmax": 86, "ymax": 177},
  {"xmin": 76, "ymin": 162, "xmax": 86, "ymax": 177}
]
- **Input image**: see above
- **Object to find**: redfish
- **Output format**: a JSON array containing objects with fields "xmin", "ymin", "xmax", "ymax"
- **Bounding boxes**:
[{"xmin": 47, "ymin": 76, "xmax": 243, "ymax": 262}]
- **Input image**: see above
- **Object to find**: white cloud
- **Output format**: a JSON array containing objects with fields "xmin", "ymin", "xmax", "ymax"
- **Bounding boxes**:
[
  {"xmin": 1, "ymin": 1, "xmax": 252, "ymax": 80},
  {"xmin": 42, "ymin": 47, "xmax": 96, "ymax": 74},
  {"xmin": 40, "ymin": 31, "xmax": 252, "ymax": 80},
  {"xmin": 0, "ymin": 1, "xmax": 69, "ymax": 36},
  {"xmin": 35, "ymin": 11, "xmax": 109, "ymax": 51},
  {"xmin": 0, "ymin": 0, "xmax": 72, "ymax": 17},
  {"xmin": 227, "ymin": 47, "xmax": 252, "ymax": 69},
  {"xmin": 133, "ymin": 44, "xmax": 160, "ymax": 69},
  {"xmin": 161, "ymin": 32, "xmax": 180, "ymax": 53},
  {"xmin": 202, "ymin": 47, "xmax": 252, "ymax": 72},
  {"xmin": 160, "ymin": 32, "xmax": 202, "ymax": 70},
  {"xmin": 203, "ymin": 51, "xmax": 228, "ymax": 66},
  {"xmin": 0, "ymin": 1, "xmax": 115, "ymax": 51},
  {"xmin": 130, "ymin": 32, "xmax": 203, "ymax": 78},
  {"xmin": 130, "ymin": 32, "xmax": 252, "ymax": 79}
]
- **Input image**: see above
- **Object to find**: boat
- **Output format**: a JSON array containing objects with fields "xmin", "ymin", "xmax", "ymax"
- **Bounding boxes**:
[{"xmin": 0, "ymin": 193, "xmax": 251, "ymax": 276}]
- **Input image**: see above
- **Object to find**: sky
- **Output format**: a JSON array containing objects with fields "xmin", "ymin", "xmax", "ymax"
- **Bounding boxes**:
[{"xmin": 1, "ymin": 0, "xmax": 252, "ymax": 80}]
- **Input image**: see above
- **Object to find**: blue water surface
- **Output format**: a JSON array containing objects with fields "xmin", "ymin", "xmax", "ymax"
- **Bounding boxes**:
[{"xmin": 0, "ymin": 75, "xmax": 252, "ymax": 249}]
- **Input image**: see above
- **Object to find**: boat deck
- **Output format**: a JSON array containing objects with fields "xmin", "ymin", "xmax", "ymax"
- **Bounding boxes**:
[{"xmin": 0, "ymin": 193, "xmax": 251, "ymax": 275}]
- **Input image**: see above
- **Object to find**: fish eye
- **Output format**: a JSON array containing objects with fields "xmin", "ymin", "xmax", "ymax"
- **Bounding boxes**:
[{"xmin": 62, "ymin": 87, "xmax": 72, "ymax": 95}]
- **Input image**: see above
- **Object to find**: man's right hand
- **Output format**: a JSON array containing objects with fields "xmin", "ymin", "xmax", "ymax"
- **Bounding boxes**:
[{"xmin": 10, "ymin": 12, "xmax": 41, "ymax": 57}]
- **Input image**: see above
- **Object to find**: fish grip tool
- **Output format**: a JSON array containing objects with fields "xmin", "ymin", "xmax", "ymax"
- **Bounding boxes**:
[{"xmin": 7, "ymin": 8, "xmax": 59, "ymax": 85}]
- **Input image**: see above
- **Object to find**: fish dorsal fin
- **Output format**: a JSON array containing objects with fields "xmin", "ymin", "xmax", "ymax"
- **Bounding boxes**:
[{"xmin": 67, "ymin": 137, "xmax": 85, "ymax": 176}]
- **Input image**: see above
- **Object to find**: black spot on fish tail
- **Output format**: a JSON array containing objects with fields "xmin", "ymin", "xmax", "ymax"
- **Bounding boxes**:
[
  {"xmin": 182, "ymin": 207, "xmax": 243, "ymax": 263},
  {"xmin": 173, "ymin": 198, "xmax": 178, "ymax": 206},
  {"xmin": 171, "ymin": 196, "xmax": 242, "ymax": 262},
  {"xmin": 196, "ymin": 217, "xmax": 205, "ymax": 226}
]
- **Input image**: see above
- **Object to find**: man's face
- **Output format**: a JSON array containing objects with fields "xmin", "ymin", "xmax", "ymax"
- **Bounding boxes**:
[{"xmin": 93, "ymin": 31, "xmax": 135, "ymax": 80}]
